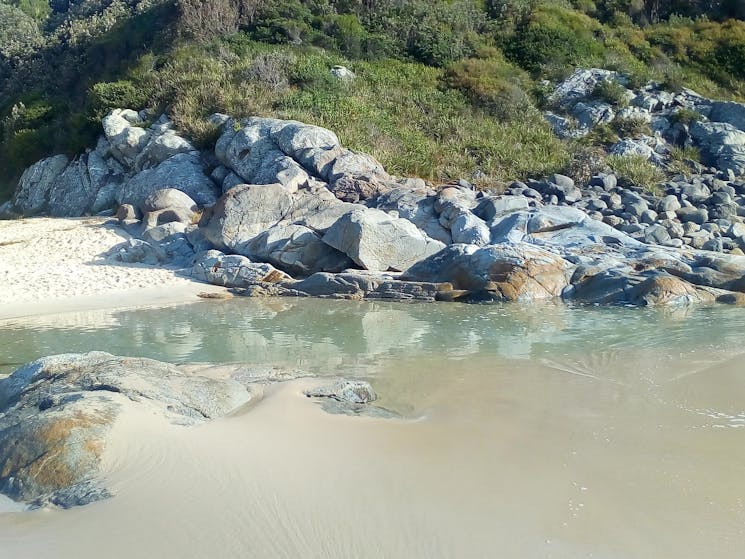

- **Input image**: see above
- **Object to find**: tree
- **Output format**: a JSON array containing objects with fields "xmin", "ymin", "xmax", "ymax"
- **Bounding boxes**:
[{"xmin": 0, "ymin": 4, "xmax": 43, "ymax": 60}]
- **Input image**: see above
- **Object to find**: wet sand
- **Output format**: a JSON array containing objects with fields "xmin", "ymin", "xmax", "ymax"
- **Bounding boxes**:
[{"xmin": 2, "ymin": 348, "xmax": 744, "ymax": 558}]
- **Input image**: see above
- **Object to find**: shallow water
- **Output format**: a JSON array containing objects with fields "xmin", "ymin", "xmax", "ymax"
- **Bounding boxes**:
[{"xmin": 1, "ymin": 298, "xmax": 745, "ymax": 557}]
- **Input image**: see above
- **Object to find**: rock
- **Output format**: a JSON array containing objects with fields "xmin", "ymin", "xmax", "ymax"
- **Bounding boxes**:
[
  {"xmin": 450, "ymin": 212, "xmax": 491, "ymax": 246},
  {"xmin": 192, "ymin": 250, "xmax": 287, "ymax": 287},
  {"xmin": 286, "ymin": 271, "xmax": 451, "ymax": 302},
  {"xmin": 141, "ymin": 222, "xmax": 188, "ymax": 243},
  {"xmin": 116, "ymin": 204, "xmax": 139, "ymax": 221},
  {"xmin": 11, "ymin": 155, "xmax": 69, "ymax": 216},
  {"xmin": 45, "ymin": 151, "xmax": 124, "ymax": 217},
  {"xmin": 305, "ymin": 379, "xmax": 376, "ymax": 404},
  {"xmin": 371, "ymin": 187, "xmax": 451, "ymax": 244},
  {"xmin": 571, "ymin": 101, "xmax": 614, "ymax": 129},
  {"xmin": 544, "ymin": 112, "xmax": 583, "ymax": 139},
  {"xmin": 0, "ymin": 353, "xmax": 253, "ymax": 507},
  {"xmin": 658, "ymin": 195, "xmax": 681, "ymax": 212},
  {"xmin": 676, "ymin": 206, "xmax": 709, "ymax": 224},
  {"xmin": 549, "ymin": 68, "xmax": 616, "ymax": 108},
  {"xmin": 403, "ymin": 242, "xmax": 572, "ymax": 301},
  {"xmin": 102, "ymin": 109, "xmax": 150, "ymax": 167},
  {"xmin": 479, "ymin": 196, "xmax": 530, "ymax": 221},
  {"xmin": 144, "ymin": 207, "xmax": 195, "ymax": 227},
  {"xmin": 681, "ymin": 183, "xmax": 711, "ymax": 203},
  {"xmin": 215, "ymin": 117, "xmax": 328, "ymax": 191},
  {"xmin": 643, "ymin": 224, "xmax": 671, "ymax": 244},
  {"xmin": 201, "ymin": 183, "xmax": 293, "ymax": 252},
  {"xmin": 134, "ymin": 130, "xmax": 196, "ymax": 172},
  {"xmin": 640, "ymin": 209, "xmax": 658, "ymax": 224},
  {"xmin": 244, "ymin": 222, "xmax": 353, "ymax": 275},
  {"xmin": 690, "ymin": 121, "xmax": 745, "ymax": 176},
  {"xmin": 285, "ymin": 186, "xmax": 360, "ymax": 233},
  {"xmin": 114, "ymin": 238, "xmax": 164, "ymax": 265},
  {"xmin": 142, "ymin": 188, "xmax": 198, "ymax": 214},
  {"xmin": 435, "ymin": 186, "xmax": 477, "ymax": 213},
  {"xmin": 550, "ymin": 174, "xmax": 575, "ymax": 190},
  {"xmin": 709, "ymin": 101, "xmax": 745, "ymax": 132},
  {"xmin": 330, "ymin": 66, "xmax": 356, "ymax": 80},
  {"xmin": 589, "ymin": 174, "xmax": 618, "ymax": 191},
  {"xmin": 610, "ymin": 139, "xmax": 655, "ymax": 160},
  {"xmin": 118, "ymin": 153, "xmax": 219, "ymax": 209},
  {"xmin": 0, "ymin": 201, "xmax": 18, "ymax": 219},
  {"xmin": 329, "ymin": 175, "xmax": 390, "ymax": 203},
  {"xmin": 322, "ymin": 208, "xmax": 446, "ymax": 271}
]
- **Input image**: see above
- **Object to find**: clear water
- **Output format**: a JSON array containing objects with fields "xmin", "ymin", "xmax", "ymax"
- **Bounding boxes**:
[{"xmin": 2, "ymin": 298, "xmax": 745, "ymax": 557}]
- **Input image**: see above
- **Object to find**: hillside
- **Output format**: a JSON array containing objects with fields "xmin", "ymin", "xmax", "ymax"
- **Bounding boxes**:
[{"xmin": 2, "ymin": 0, "xmax": 745, "ymax": 201}]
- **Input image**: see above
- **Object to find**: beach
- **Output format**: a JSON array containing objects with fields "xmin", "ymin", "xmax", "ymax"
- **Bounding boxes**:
[{"xmin": 0, "ymin": 217, "xmax": 223, "ymax": 319}]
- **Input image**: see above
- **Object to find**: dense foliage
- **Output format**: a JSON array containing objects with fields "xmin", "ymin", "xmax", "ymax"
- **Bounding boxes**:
[{"xmin": 1, "ymin": 0, "xmax": 745, "ymax": 200}]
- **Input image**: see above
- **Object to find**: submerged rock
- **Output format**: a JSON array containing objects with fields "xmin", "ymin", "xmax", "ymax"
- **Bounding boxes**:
[
  {"xmin": 0, "ymin": 353, "xmax": 255, "ymax": 508},
  {"xmin": 304, "ymin": 379, "xmax": 377, "ymax": 404}
]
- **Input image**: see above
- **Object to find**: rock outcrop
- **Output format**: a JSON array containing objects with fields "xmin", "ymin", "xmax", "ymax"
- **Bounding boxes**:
[
  {"xmin": 6, "ymin": 79, "xmax": 745, "ymax": 307},
  {"xmin": 0, "ymin": 352, "xmax": 256, "ymax": 508}
]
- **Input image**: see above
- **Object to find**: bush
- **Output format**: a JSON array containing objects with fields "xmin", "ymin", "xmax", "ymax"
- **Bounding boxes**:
[
  {"xmin": 564, "ymin": 144, "xmax": 608, "ymax": 185},
  {"xmin": 444, "ymin": 56, "xmax": 533, "ymax": 120},
  {"xmin": 592, "ymin": 78, "xmax": 629, "ymax": 107},
  {"xmin": 612, "ymin": 116, "xmax": 651, "ymax": 138},
  {"xmin": 241, "ymin": 51, "xmax": 292, "ymax": 91},
  {"xmin": 505, "ymin": 5, "xmax": 604, "ymax": 74},
  {"xmin": 89, "ymin": 80, "xmax": 149, "ymax": 116},
  {"xmin": 607, "ymin": 154, "xmax": 665, "ymax": 191},
  {"xmin": 667, "ymin": 145, "xmax": 700, "ymax": 176},
  {"xmin": 668, "ymin": 108, "xmax": 703, "ymax": 125}
]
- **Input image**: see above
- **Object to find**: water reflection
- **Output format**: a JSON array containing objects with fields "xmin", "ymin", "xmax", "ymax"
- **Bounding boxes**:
[{"xmin": 2, "ymin": 298, "xmax": 745, "ymax": 378}]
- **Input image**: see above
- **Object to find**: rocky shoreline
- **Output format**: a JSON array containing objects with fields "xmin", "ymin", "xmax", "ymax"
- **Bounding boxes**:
[{"xmin": 3, "ymin": 69, "xmax": 745, "ymax": 307}]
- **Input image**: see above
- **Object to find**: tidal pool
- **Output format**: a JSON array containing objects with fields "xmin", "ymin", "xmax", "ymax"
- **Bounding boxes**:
[{"xmin": 1, "ymin": 298, "xmax": 744, "ymax": 558}]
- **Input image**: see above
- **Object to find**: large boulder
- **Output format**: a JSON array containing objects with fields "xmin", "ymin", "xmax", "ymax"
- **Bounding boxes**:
[
  {"xmin": 214, "ymin": 117, "xmax": 393, "ymax": 201},
  {"xmin": 403, "ymin": 243, "xmax": 573, "ymax": 301},
  {"xmin": 709, "ymin": 101, "xmax": 745, "ymax": 132},
  {"xmin": 284, "ymin": 185, "xmax": 360, "ymax": 233},
  {"xmin": 142, "ymin": 188, "xmax": 198, "ymax": 214},
  {"xmin": 690, "ymin": 121, "xmax": 745, "ymax": 176},
  {"xmin": 192, "ymin": 250, "xmax": 287, "ymax": 287},
  {"xmin": 215, "ymin": 118, "xmax": 314, "ymax": 192},
  {"xmin": 102, "ymin": 109, "xmax": 151, "ymax": 167},
  {"xmin": 11, "ymin": 155, "xmax": 69, "ymax": 216},
  {"xmin": 285, "ymin": 271, "xmax": 451, "ymax": 302},
  {"xmin": 0, "ymin": 353, "xmax": 254, "ymax": 508},
  {"xmin": 134, "ymin": 128, "xmax": 197, "ymax": 172},
  {"xmin": 47, "ymin": 151, "xmax": 124, "ymax": 217},
  {"xmin": 245, "ymin": 222, "xmax": 353, "ymax": 276},
  {"xmin": 370, "ymin": 187, "xmax": 451, "ymax": 244},
  {"xmin": 322, "ymin": 208, "xmax": 446, "ymax": 271},
  {"xmin": 117, "ymin": 153, "xmax": 219, "ymax": 209},
  {"xmin": 549, "ymin": 68, "xmax": 617, "ymax": 108},
  {"xmin": 201, "ymin": 183, "xmax": 294, "ymax": 251}
]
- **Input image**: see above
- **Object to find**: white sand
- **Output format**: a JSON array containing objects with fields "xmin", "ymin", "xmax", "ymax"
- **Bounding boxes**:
[{"xmin": 0, "ymin": 217, "xmax": 224, "ymax": 319}]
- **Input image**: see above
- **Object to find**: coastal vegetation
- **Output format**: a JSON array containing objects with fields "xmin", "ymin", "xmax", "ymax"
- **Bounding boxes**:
[{"xmin": 2, "ymin": 0, "xmax": 745, "ymax": 201}]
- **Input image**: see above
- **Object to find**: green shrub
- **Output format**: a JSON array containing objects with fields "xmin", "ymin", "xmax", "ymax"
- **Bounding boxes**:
[
  {"xmin": 668, "ymin": 108, "xmax": 703, "ymax": 125},
  {"xmin": 444, "ymin": 56, "xmax": 533, "ymax": 120},
  {"xmin": 667, "ymin": 145, "xmax": 700, "ymax": 176},
  {"xmin": 612, "ymin": 116, "xmax": 651, "ymax": 138},
  {"xmin": 607, "ymin": 154, "xmax": 665, "ymax": 192},
  {"xmin": 505, "ymin": 5, "xmax": 604, "ymax": 74},
  {"xmin": 586, "ymin": 123, "xmax": 619, "ymax": 146},
  {"xmin": 89, "ymin": 80, "xmax": 149, "ymax": 116},
  {"xmin": 592, "ymin": 78, "xmax": 629, "ymax": 107}
]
